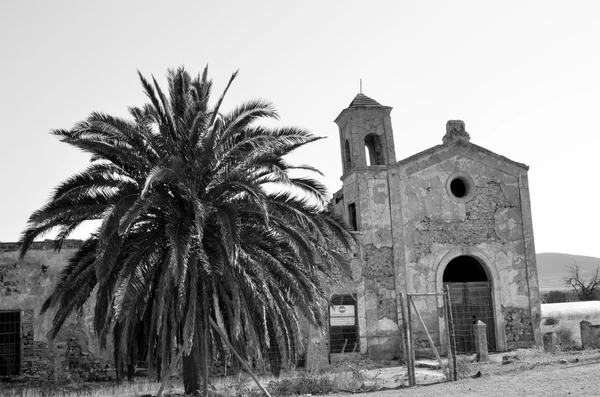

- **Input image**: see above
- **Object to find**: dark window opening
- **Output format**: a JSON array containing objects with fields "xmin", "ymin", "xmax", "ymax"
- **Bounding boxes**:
[
  {"xmin": 443, "ymin": 256, "xmax": 488, "ymax": 283},
  {"xmin": 450, "ymin": 177, "xmax": 468, "ymax": 198},
  {"xmin": 330, "ymin": 295, "xmax": 359, "ymax": 354},
  {"xmin": 344, "ymin": 140, "xmax": 352, "ymax": 171},
  {"xmin": 348, "ymin": 203, "xmax": 357, "ymax": 231},
  {"xmin": 0, "ymin": 311, "xmax": 21, "ymax": 377},
  {"xmin": 364, "ymin": 134, "xmax": 384, "ymax": 166}
]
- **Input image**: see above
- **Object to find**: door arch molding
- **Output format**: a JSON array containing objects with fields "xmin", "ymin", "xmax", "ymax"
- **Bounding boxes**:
[{"xmin": 435, "ymin": 248, "xmax": 506, "ymax": 351}]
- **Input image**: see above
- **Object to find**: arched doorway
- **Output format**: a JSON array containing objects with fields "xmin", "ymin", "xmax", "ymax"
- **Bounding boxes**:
[{"xmin": 443, "ymin": 256, "xmax": 496, "ymax": 353}]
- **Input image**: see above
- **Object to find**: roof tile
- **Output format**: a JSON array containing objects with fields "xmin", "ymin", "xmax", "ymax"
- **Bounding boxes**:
[{"xmin": 348, "ymin": 93, "xmax": 382, "ymax": 107}]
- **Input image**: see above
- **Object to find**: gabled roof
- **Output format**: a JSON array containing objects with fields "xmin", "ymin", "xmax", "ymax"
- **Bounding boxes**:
[{"xmin": 395, "ymin": 139, "xmax": 529, "ymax": 177}]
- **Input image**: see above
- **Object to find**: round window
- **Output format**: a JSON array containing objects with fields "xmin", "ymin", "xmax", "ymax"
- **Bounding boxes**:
[
  {"xmin": 446, "ymin": 173, "xmax": 474, "ymax": 201},
  {"xmin": 450, "ymin": 177, "xmax": 468, "ymax": 198}
]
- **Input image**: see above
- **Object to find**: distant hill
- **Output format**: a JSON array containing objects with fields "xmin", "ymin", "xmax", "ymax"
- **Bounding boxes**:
[{"xmin": 536, "ymin": 253, "xmax": 600, "ymax": 292}]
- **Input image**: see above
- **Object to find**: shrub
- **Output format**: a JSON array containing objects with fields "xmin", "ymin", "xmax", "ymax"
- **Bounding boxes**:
[
  {"xmin": 544, "ymin": 316, "xmax": 559, "ymax": 326},
  {"xmin": 543, "ymin": 290, "xmax": 569, "ymax": 303},
  {"xmin": 455, "ymin": 356, "xmax": 472, "ymax": 379},
  {"xmin": 555, "ymin": 326, "xmax": 579, "ymax": 351},
  {"xmin": 269, "ymin": 374, "xmax": 334, "ymax": 396}
]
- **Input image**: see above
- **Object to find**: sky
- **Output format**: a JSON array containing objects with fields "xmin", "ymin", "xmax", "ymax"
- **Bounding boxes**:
[{"xmin": 1, "ymin": 0, "xmax": 599, "ymax": 257}]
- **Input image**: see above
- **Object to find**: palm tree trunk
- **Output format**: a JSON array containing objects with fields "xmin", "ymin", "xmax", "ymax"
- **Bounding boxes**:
[
  {"xmin": 127, "ymin": 337, "xmax": 137, "ymax": 381},
  {"xmin": 183, "ymin": 340, "xmax": 202, "ymax": 395},
  {"xmin": 183, "ymin": 289, "xmax": 209, "ymax": 396},
  {"xmin": 203, "ymin": 303, "xmax": 210, "ymax": 397}
]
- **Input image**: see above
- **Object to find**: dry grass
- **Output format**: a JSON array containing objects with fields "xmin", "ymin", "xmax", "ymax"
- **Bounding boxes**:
[
  {"xmin": 3, "ymin": 349, "xmax": 600, "ymax": 397},
  {"xmin": 0, "ymin": 380, "xmax": 174, "ymax": 397}
]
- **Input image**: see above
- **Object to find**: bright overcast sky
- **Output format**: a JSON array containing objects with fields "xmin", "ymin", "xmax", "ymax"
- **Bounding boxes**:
[{"xmin": 1, "ymin": 1, "xmax": 599, "ymax": 257}]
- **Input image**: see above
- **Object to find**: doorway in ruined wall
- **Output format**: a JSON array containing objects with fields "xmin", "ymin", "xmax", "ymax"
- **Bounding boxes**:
[{"xmin": 443, "ymin": 256, "xmax": 496, "ymax": 353}]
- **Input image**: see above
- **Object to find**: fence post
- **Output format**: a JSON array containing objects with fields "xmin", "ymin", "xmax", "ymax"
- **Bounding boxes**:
[
  {"xmin": 445, "ymin": 286, "xmax": 458, "ymax": 381},
  {"xmin": 407, "ymin": 295, "xmax": 416, "ymax": 385},
  {"xmin": 543, "ymin": 331, "xmax": 558, "ymax": 353},
  {"xmin": 443, "ymin": 293, "xmax": 454, "ymax": 381},
  {"xmin": 400, "ymin": 293, "xmax": 415, "ymax": 386},
  {"xmin": 473, "ymin": 320, "xmax": 489, "ymax": 362}
]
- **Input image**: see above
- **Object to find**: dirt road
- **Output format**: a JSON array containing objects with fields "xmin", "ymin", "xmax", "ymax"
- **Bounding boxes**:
[{"xmin": 336, "ymin": 361, "xmax": 600, "ymax": 397}]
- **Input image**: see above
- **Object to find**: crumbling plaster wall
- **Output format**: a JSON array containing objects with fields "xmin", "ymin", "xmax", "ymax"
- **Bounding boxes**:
[
  {"xmin": 337, "ymin": 168, "xmax": 399, "ymax": 360},
  {"xmin": 390, "ymin": 147, "xmax": 541, "ymax": 351},
  {"xmin": 0, "ymin": 242, "xmax": 112, "ymax": 381}
]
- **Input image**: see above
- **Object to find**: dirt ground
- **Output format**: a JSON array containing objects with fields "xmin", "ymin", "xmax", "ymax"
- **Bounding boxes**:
[{"xmin": 337, "ymin": 356, "xmax": 600, "ymax": 397}]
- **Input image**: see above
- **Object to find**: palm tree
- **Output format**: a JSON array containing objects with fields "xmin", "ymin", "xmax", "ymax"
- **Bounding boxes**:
[{"xmin": 19, "ymin": 67, "xmax": 355, "ymax": 395}]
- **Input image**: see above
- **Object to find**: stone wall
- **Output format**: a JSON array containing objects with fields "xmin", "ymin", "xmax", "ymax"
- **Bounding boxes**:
[
  {"xmin": 503, "ymin": 306, "xmax": 534, "ymax": 349},
  {"xmin": 580, "ymin": 321, "xmax": 600, "ymax": 349}
]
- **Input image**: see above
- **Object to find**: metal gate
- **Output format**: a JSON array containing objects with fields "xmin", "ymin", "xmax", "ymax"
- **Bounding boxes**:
[{"xmin": 445, "ymin": 281, "xmax": 496, "ymax": 353}]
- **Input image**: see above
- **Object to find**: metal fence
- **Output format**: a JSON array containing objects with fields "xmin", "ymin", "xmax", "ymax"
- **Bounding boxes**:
[{"xmin": 446, "ymin": 282, "xmax": 496, "ymax": 353}]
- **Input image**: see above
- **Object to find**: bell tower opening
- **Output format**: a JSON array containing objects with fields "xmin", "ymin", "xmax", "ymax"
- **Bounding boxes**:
[
  {"xmin": 344, "ymin": 140, "xmax": 352, "ymax": 172},
  {"xmin": 364, "ymin": 134, "xmax": 384, "ymax": 166}
]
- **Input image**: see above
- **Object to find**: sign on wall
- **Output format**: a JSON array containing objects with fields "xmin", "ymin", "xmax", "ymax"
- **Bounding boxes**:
[{"xmin": 330, "ymin": 305, "xmax": 355, "ymax": 326}]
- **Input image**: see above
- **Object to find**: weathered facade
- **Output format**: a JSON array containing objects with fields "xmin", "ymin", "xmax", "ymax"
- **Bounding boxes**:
[
  {"xmin": 324, "ymin": 94, "xmax": 542, "ymax": 361},
  {"xmin": 0, "ymin": 241, "xmax": 113, "ymax": 381}
]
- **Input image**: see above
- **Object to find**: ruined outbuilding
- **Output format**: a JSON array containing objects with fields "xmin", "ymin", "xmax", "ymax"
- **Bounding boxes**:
[
  {"xmin": 0, "ymin": 241, "xmax": 113, "ymax": 381},
  {"xmin": 324, "ymin": 94, "xmax": 542, "ymax": 361}
]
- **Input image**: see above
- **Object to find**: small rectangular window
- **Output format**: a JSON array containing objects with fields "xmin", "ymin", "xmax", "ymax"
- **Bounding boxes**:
[
  {"xmin": 348, "ymin": 203, "xmax": 357, "ymax": 231},
  {"xmin": 329, "ymin": 294, "xmax": 359, "ymax": 354},
  {"xmin": 0, "ymin": 311, "xmax": 21, "ymax": 377}
]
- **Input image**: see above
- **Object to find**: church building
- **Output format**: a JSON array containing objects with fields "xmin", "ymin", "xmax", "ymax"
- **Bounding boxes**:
[{"xmin": 325, "ymin": 93, "xmax": 542, "ymax": 361}]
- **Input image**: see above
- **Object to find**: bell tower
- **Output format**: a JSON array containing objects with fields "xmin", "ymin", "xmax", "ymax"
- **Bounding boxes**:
[
  {"xmin": 334, "ymin": 93, "xmax": 396, "ymax": 176},
  {"xmin": 331, "ymin": 94, "xmax": 399, "ymax": 360}
]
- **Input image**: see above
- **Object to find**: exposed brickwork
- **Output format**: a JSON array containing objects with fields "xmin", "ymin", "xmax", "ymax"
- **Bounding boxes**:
[
  {"xmin": 58, "ymin": 338, "xmax": 114, "ymax": 382},
  {"xmin": 503, "ymin": 306, "xmax": 534, "ymax": 348},
  {"xmin": 7, "ymin": 309, "xmax": 114, "ymax": 383},
  {"xmin": 19, "ymin": 309, "xmax": 54, "ymax": 381},
  {"xmin": 1, "ymin": 263, "xmax": 22, "ymax": 296},
  {"xmin": 414, "ymin": 181, "xmax": 513, "ymax": 259},
  {"xmin": 362, "ymin": 246, "xmax": 396, "ymax": 321}
]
